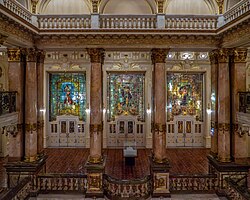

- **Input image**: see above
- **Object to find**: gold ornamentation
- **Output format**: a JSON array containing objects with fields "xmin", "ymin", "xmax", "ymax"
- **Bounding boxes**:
[
  {"xmin": 233, "ymin": 48, "xmax": 247, "ymax": 63},
  {"xmin": 88, "ymin": 173, "xmax": 102, "ymax": 191},
  {"xmin": 25, "ymin": 123, "xmax": 37, "ymax": 133},
  {"xmin": 88, "ymin": 155, "xmax": 103, "ymax": 164},
  {"xmin": 26, "ymin": 48, "xmax": 37, "ymax": 62},
  {"xmin": 215, "ymin": 0, "xmax": 224, "ymax": 14},
  {"xmin": 24, "ymin": 155, "xmax": 37, "ymax": 162},
  {"xmin": 37, "ymin": 120, "xmax": 44, "ymax": 130},
  {"xmin": 153, "ymin": 156, "xmax": 169, "ymax": 164},
  {"xmin": 87, "ymin": 48, "xmax": 105, "ymax": 64},
  {"xmin": 218, "ymin": 123, "xmax": 230, "ymax": 131},
  {"xmin": 217, "ymin": 48, "xmax": 232, "ymax": 63},
  {"xmin": 152, "ymin": 123, "xmax": 166, "ymax": 132},
  {"xmin": 151, "ymin": 48, "xmax": 169, "ymax": 64},
  {"xmin": 154, "ymin": 173, "xmax": 169, "ymax": 192},
  {"xmin": 31, "ymin": 0, "xmax": 39, "ymax": 14},
  {"xmin": 157, "ymin": 0, "xmax": 164, "ymax": 13},
  {"xmin": 92, "ymin": 0, "xmax": 100, "ymax": 13},
  {"xmin": 36, "ymin": 50, "xmax": 46, "ymax": 63},
  {"xmin": 90, "ymin": 124, "xmax": 103, "ymax": 133},
  {"xmin": 209, "ymin": 50, "xmax": 218, "ymax": 64},
  {"xmin": 7, "ymin": 49, "xmax": 21, "ymax": 62}
]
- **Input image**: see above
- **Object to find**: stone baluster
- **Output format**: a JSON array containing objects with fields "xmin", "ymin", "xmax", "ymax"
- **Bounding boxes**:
[{"xmin": 7, "ymin": 48, "xmax": 25, "ymax": 161}]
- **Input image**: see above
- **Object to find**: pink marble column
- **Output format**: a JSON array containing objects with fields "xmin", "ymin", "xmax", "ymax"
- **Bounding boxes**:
[
  {"xmin": 209, "ymin": 51, "xmax": 218, "ymax": 157},
  {"xmin": 217, "ymin": 49, "xmax": 231, "ymax": 162},
  {"xmin": 232, "ymin": 48, "xmax": 248, "ymax": 161},
  {"xmin": 25, "ymin": 48, "xmax": 38, "ymax": 162},
  {"xmin": 37, "ymin": 50, "xmax": 45, "ymax": 153},
  {"xmin": 151, "ymin": 49, "xmax": 169, "ymax": 163},
  {"xmin": 87, "ymin": 48, "xmax": 104, "ymax": 163},
  {"xmin": 7, "ymin": 48, "xmax": 25, "ymax": 161}
]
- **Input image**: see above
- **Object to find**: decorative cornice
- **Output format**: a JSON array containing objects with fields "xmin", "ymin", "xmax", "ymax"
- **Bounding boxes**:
[
  {"xmin": 233, "ymin": 48, "xmax": 248, "ymax": 63},
  {"xmin": 151, "ymin": 48, "xmax": 169, "ymax": 64},
  {"xmin": 7, "ymin": 49, "xmax": 21, "ymax": 62},
  {"xmin": 87, "ymin": 48, "xmax": 105, "ymax": 63},
  {"xmin": 36, "ymin": 50, "xmax": 45, "ymax": 63}
]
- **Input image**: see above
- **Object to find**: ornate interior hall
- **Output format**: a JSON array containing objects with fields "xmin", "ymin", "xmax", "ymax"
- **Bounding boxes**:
[{"xmin": 0, "ymin": 0, "xmax": 250, "ymax": 199}]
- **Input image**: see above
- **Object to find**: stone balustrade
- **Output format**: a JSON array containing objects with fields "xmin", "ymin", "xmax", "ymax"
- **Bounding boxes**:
[{"xmin": 224, "ymin": 0, "xmax": 250, "ymax": 23}]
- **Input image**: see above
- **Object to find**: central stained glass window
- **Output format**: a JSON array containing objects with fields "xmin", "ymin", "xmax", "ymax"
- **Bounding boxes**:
[
  {"xmin": 107, "ymin": 73, "xmax": 145, "ymax": 121},
  {"xmin": 49, "ymin": 73, "xmax": 86, "ymax": 121}
]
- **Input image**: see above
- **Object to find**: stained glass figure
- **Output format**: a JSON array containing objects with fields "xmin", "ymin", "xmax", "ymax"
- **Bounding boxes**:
[
  {"xmin": 49, "ymin": 73, "xmax": 86, "ymax": 121},
  {"xmin": 167, "ymin": 73, "xmax": 203, "ymax": 121},
  {"xmin": 107, "ymin": 73, "xmax": 145, "ymax": 121}
]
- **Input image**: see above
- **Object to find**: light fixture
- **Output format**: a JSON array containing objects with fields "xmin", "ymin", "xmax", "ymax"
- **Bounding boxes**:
[
  {"xmin": 146, "ymin": 103, "xmax": 151, "ymax": 114},
  {"xmin": 86, "ymin": 103, "xmax": 90, "ymax": 114}
]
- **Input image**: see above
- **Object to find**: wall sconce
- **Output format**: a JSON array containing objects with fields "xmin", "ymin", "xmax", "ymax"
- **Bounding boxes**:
[
  {"xmin": 238, "ymin": 124, "xmax": 250, "ymax": 137},
  {"xmin": 86, "ymin": 103, "xmax": 90, "ymax": 114},
  {"xmin": 146, "ymin": 103, "xmax": 151, "ymax": 114},
  {"xmin": 1, "ymin": 124, "xmax": 18, "ymax": 137}
]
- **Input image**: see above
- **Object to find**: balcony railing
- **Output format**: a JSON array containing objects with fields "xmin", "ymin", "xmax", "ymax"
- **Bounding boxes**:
[
  {"xmin": 224, "ymin": 0, "xmax": 250, "ymax": 24},
  {"xmin": 0, "ymin": 91, "xmax": 17, "ymax": 116},
  {"xmin": 239, "ymin": 92, "xmax": 250, "ymax": 113}
]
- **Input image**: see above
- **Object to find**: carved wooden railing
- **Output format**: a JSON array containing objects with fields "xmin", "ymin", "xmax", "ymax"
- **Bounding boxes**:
[
  {"xmin": 0, "ymin": 91, "xmax": 17, "ymax": 116},
  {"xmin": 165, "ymin": 15, "xmax": 218, "ymax": 30},
  {"xmin": 225, "ymin": 176, "xmax": 250, "ymax": 200},
  {"xmin": 100, "ymin": 15, "xmax": 156, "ymax": 29},
  {"xmin": 37, "ymin": 15, "xmax": 91, "ymax": 30},
  {"xmin": 0, "ymin": 177, "xmax": 31, "ymax": 200},
  {"xmin": 37, "ymin": 173, "xmax": 87, "ymax": 193},
  {"xmin": 170, "ymin": 174, "xmax": 218, "ymax": 192},
  {"xmin": 224, "ymin": 0, "xmax": 250, "ymax": 24},
  {"xmin": 0, "ymin": 0, "xmax": 32, "ymax": 22},
  {"xmin": 103, "ymin": 174, "xmax": 152, "ymax": 199}
]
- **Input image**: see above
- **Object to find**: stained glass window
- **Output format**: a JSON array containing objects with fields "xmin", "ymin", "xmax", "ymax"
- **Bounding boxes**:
[
  {"xmin": 107, "ymin": 73, "xmax": 145, "ymax": 121},
  {"xmin": 167, "ymin": 73, "xmax": 203, "ymax": 121},
  {"xmin": 49, "ymin": 73, "xmax": 86, "ymax": 121}
]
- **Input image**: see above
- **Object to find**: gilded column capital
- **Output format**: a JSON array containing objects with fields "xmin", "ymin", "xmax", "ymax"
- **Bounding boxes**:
[
  {"xmin": 26, "ymin": 48, "xmax": 37, "ymax": 62},
  {"xmin": 151, "ymin": 48, "xmax": 169, "ymax": 64},
  {"xmin": 92, "ymin": 0, "xmax": 100, "ymax": 13},
  {"xmin": 233, "ymin": 48, "xmax": 248, "ymax": 63},
  {"xmin": 217, "ymin": 48, "xmax": 232, "ymax": 63},
  {"xmin": 90, "ymin": 123, "xmax": 103, "ymax": 133},
  {"xmin": 0, "ymin": 34, "xmax": 8, "ymax": 45},
  {"xmin": 209, "ymin": 50, "xmax": 218, "ymax": 65},
  {"xmin": 37, "ymin": 50, "xmax": 46, "ymax": 64},
  {"xmin": 215, "ymin": 0, "xmax": 224, "ymax": 14},
  {"xmin": 87, "ymin": 48, "xmax": 105, "ymax": 63},
  {"xmin": 7, "ymin": 49, "xmax": 21, "ymax": 62}
]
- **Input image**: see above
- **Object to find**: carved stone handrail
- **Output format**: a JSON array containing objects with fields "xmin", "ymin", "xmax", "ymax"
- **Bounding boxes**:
[
  {"xmin": 103, "ymin": 174, "xmax": 152, "ymax": 199},
  {"xmin": 37, "ymin": 173, "xmax": 88, "ymax": 193},
  {"xmin": 224, "ymin": 0, "xmax": 250, "ymax": 23},
  {"xmin": 100, "ymin": 14, "xmax": 156, "ymax": 29},
  {"xmin": 225, "ymin": 176, "xmax": 250, "ymax": 200},
  {"xmin": 170, "ymin": 174, "xmax": 218, "ymax": 192},
  {"xmin": 37, "ymin": 15, "xmax": 91, "ymax": 29},
  {"xmin": 0, "ymin": 0, "xmax": 32, "ymax": 22},
  {"xmin": 165, "ymin": 15, "xmax": 218, "ymax": 30}
]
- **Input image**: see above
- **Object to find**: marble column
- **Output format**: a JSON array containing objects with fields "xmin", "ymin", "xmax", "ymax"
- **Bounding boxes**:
[
  {"xmin": 7, "ymin": 48, "xmax": 25, "ymax": 160},
  {"xmin": 209, "ymin": 50, "xmax": 219, "ymax": 157},
  {"xmin": 25, "ymin": 48, "xmax": 38, "ymax": 162},
  {"xmin": 37, "ymin": 50, "xmax": 45, "ymax": 153},
  {"xmin": 217, "ymin": 49, "xmax": 231, "ymax": 162},
  {"xmin": 151, "ymin": 48, "xmax": 169, "ymax": 163},
  {"xmin": 232, "ymin": 48, "xmax": 248, "ymax": 160},
  {"xmin": 87, "ymin": 48, "xmax": 104, "ymax": 164}
]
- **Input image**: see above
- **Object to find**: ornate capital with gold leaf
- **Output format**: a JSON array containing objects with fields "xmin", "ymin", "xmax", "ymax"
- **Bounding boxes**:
[
  {"xmin": 152, "ymin": 123, "xmax": 166, "ymax": 132},
  {"xmin": 233, "ymin": 48, "xmax": 248, "ymax": 63},
  {"xmin": 151, "ymin": 48, "xmax": 169, "ymax": 64},
  {"xmin": 209, "ymin": 50, "xmax": 218, "ymax": 65},
  {"xmin": 37, "ymin": 50, "xmax": 46, "ymax": 64},
  {"xmin": 217, "ymin": 48, "xmax": 233, "ymax": 63},
  {"xmin": 26, "ymin": 48, "xmax": 37, "ymax": 62},
  {"xmin": 90, "ymin": 123, "xmax": 103, "ymax": 133},
  {"xmin": 87, "ymin": 48, "xmax": 105, "ymax": 63},
  {"xmin": 218, "ymin": 123, "xmax": 230, "ymax": 132},
  {"xmin": 7, "ymin": 49, "xmax": 21, "ymax": 62}
]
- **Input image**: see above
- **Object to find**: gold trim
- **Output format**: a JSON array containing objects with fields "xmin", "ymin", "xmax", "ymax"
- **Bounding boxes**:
[
  {"xmin": 24, "ymin": 155, "xmax": 37, "ymax": 162},
  {"xmin": 233, "ymin": 48, "xmax": 247, "ymax": 63},
  {"xmin": 153, "ymin": 156, "xmax": 169, "ymax": 164},
  {"xmin": 90, "ymin": 123, "xmax": 103, "ymax": 132},
  {"xmin": 88, "ymin": 156, "xmax": 103, "ymax": 164},
  {"xmin": 152, "ymin": 123, "xmax": 166, "ymax": 132},
  {"xmin": 25, "ymin": 123, "xmax": 37, "ymax": 133},
  {"xmin": 218, "ymin": 123, "xmax": 230, "ymax": 131},
  {"xmin": 7, "ymin": 49, "xmax": 21, "ymax": 62}
]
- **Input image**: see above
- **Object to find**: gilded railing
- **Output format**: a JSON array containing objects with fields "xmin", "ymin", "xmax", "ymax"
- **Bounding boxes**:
[
  {"xmin": 165, "ymin": 15, "xmax": 218, "ymax": 30},
  {"xmin": 0, "ymin": 91, "xmax": 17, "ymax": 116},
  {"xmin": 100, "ymin": 15, "xmax": 156, "ymax": 29},
  {"xmin": 224, "ymin": 0, "xmax": 250, "ymax": 23},
  {"xmin": 0, "ymin": 177, "xmax": 31, "ymax": 200},
  {"xmin": 103, "ymin": 174, "xmax": 152, "ymax": 200},
  {"xmin": 37, "ymin": 15, "xmax": 91, "ymax": 30},
  {"xmin": 170, "ymin": 174, "xmax": 218, "ymax": 192},
  {"xmin": 225, "ymin": 176, "xmax": 250, "ymax": 200},
  {"xmin": 0, "ymin": 0, "xmax": 32, "ymax": 22},
  {"xmin": 37, "ymin": 173, "xmax": 87, "ymax": 193}
]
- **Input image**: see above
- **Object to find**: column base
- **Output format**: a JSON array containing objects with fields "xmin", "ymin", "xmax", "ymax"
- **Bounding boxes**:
[{"xmin": 150, "ymin": 156, "xmax": 171, "ymax": 198}]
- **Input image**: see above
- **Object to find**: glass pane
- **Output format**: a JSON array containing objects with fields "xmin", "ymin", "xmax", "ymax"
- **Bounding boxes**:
[
  {"xmin": 119, "ymin": 121, "xmax": 124, "ymax": 134},
  {"xmin": 69, "ymin": 121, "xmax": 75, "ymax": 133},
  {"xmin": 107, "ymin": 73, "xmax": 145, "ymax": 121},
  {"xmin": 49, "ymin": 73, "xmax": 86, "ymax": 121},
  {"xmin": 128, "ymin": 121, "xmax": 133, "ymax": 134},
  {"xmin": 61, "ymin": 121, "xmax": 66, "ymax": 133}
]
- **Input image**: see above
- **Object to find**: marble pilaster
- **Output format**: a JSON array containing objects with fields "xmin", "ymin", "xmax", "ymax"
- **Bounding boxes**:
[
  {"xmin": 232, "ymin": 48, "xmax": 248, "ymax": 160},
  {"xmin": 217, "ymin": 49, "xmax": 231, "ymax": 162},
  {"xmin": 209, "ymin": 50, "xmax": 218, "ymax": 157},
  {"xmin": 7, "ymin": 48, "xmax": 25, "ymax": 160},
  {"xmin": 37, "ymin": 50, "xmax": 45, "ymax": 153},
  {"xmin": 25, "ymin": 48, "xmax": 38, "ymax": 162}
]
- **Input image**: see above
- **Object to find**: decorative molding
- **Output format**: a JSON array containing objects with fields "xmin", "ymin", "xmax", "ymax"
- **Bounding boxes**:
[
  {"xmin": 90, "ymin": 123, "xmax": 103, "ymax": 132},
  {"xmin": 152, "ymin": 123, "xmax": 166, "ymax": 132},
  {"xmin": 92, "ymin": 0, "xmax": 100, "ymax": 13},
  {"xmin": 31, "ymin": 0, "xmax": 39, "ymax": 14},
  {"xmin": 36, "ymin": 50, "xmax": 45, "ymax": 64},
  {"xmin": 215, "ymin": 0, "xmax": 224, "ymax": 14},
  {"xmin": 151, "ymin": 48, "xmax": 169, "ymax": 64},
  {"xmin": 25, "ymin": 123, "xmax": 37, "ymax": 133},
  {"xmin": 26, "ymin": 48, "xmax": 37, "ymax": 62},
  {"xmin": 88, "ymin": 173, "xmax": 102, "ymax": 191},
  {"xmin": 156, "ymin": 0, "xmax": 164, "ymax": 13},
  {"xmin": 0, "ymin": 34, "xmax": 8, "ymax": 45},
  {"xmin": 209, "ymin": 50, "xmax": 219, "ymax": 65},
  {"xmin": 87, "ymin": 48, "xmax": 105, "ymax": 64},
  {"xmin": 7, "ymin": 49, "xmax": 21, "ymax": 62},
  {"xmin": 233, "ymin": 48, "xmax": 248, "ymax": 63},
  {"xmin": 218, "ymin": 123, "xmax": 230, "ymax": 131},
  {"xmin": 217, "ymin": 49, "xmax": 232, "ymax": 63}
]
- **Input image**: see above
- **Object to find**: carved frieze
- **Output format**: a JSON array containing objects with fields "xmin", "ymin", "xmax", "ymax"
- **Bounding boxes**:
[
  {"xmin": 151, "ymin": 48, "xmax": 169, "ymax": 64},
  {"xmin": 87, "ymin": 48, "xmax": 105, "ymax": 63}
]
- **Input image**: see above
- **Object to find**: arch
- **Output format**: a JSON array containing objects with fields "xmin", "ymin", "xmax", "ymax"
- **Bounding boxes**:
[
  {"xmin": 165, "ymin": 0, "xmax": 216, "ymax": 14},
  {"xmin": 101, "ymin": 0, "xmax": 153, "ymax": 14},
  {"xmin": 37, "ymin": 0, "xmax": 91, "ymax": 15},
  {"xmin": 224, "ymin": 0, "xmax": 240, "ymax": 12}
]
